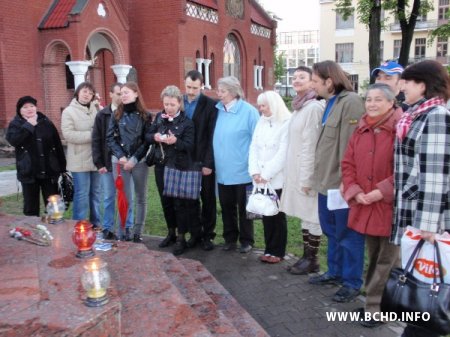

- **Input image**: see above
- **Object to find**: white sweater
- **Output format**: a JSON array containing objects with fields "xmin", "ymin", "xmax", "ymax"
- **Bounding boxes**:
[{"xmin": 248, "ymin": 115, "xmax": 290, "ymax": 189}]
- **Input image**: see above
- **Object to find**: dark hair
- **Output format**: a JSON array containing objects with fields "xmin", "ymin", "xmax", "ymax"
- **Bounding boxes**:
[
  {"xmin": 294, "ymin": 66, "xmax": 312, "ymax": 77},
  {"xmin": 402, "ymin": 60, "xmax": 450, "ymax": 101},
  {"xmin": 114, "ymin": 81, "xmax": 149, "ymax": 121},
  {"xmin": 109, "ymin": 82, "xmax": 123, "ymax": 93},
  {"xmin": 312, "ymin": 60, "xmax": 353, "ymax": 94},
  {"xmin": 185, "ymin": 70, "xmax": 204, "ymax": 84},
  {"xmin": 73, "ymin": 82, "xmax": 96, "ymax": 101}
]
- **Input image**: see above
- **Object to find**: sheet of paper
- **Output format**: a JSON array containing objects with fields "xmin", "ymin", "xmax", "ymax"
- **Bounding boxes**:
[{"xmin": 327, "ymin": 189, "xmax": 349, "ymax": 210}]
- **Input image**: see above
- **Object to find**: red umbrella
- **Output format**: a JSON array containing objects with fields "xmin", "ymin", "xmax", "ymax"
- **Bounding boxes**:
[{"xmin": 115, "ymin": 163, "xmax": 128, "ymax": 229}]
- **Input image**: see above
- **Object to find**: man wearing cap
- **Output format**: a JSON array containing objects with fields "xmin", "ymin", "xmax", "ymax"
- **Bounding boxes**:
[{"xmin": 372, "ymin": 61, "xmax": 408, "ymax": 111}]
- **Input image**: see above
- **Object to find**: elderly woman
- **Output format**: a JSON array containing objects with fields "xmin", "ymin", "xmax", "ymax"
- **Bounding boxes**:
[
  {"xmin": 6, "ymin": 96, "xmax": 66, "ymax": 216},
  {"xmin": 280, "ymin": 66, "xmax": 325, "ymax": 274},
  {"xmin": 249, "ymin": 91, "xmax": 291, "ymax": 263},
  {"xmin": 106, "ymin": 82, "xmax": 150, "ymax": 242},
  {"xmin": 213, "ymin": 76, "xmax": 260, "ymax": 253},
  {"xmin": 61, "ymin": 82, "xmax": 101, "ymax": 227},
  {"xmin": 145, "ymin": 85, "xmax": 198, "ymax": 256},
  {"xmin": 391, "ymin": 60, "xmax": 450, "ymax": 337},
  {"xmin": 341, "ymin": 83, "xmax": 402, "ymax": 328}
]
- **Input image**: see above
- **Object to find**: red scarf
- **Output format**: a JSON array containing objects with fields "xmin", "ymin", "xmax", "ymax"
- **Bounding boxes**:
[{"xmin": 396, "ymin": 97, "xmax": 445, "ymax": 140}]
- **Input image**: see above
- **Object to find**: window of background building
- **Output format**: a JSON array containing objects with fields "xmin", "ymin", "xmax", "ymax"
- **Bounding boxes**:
[
  {"xmin": 393, "ymin": 39, "xmax": 401, "ymax": 59},
  {"xmin": 439, "ymin": 0, "xmax": 449, "ymax": 21},
  {"xmin": 335, "ymin": 43, "xmax": 353, "ymax": 63},
  {"xmin": 349, "ymin": 74, "xmax": 359, "ymax": 93},
  {"xmin": 65, "ymin": 55, "xmax": 75, "ymax": 90},
  {"xmin": 336, "ymin": 11, "xmax": 354, "ymax": 29},
  {"xmin": 414, "ymin": 38, "xmax": 426, "ymax": 61},
  {"xmin": 379, "ymin": 41, "xmax": 384, "ymax": 61},
  {"xmin": 437, "ymin": 37, "xmax": 448, "ymax": 61}
]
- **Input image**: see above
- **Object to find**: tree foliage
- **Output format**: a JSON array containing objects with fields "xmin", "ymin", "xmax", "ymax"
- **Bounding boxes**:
[
  {"xmin": 274, "ymin": 50, "xmax": 285, "ymax": 84},
  {"xmin": 334, "ymin": 0, "xmax": 434, "ymax": 69}
]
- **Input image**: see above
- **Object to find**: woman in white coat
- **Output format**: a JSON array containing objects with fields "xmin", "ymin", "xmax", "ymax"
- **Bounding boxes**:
[
  {"xmin": 280, "ymin": 66, "xmax": 325, "ymax": 274},
  {"xmin": 249, "ymin": 91, "xmax": 291, "ymax": 263}
]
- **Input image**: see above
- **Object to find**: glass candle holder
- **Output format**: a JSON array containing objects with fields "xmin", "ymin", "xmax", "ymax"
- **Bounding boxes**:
[
  {"xmin": 72, "ymin": 220, "xmax": 96, "ymax": 258},
  {"xmin": 81, "ymin": 258, "xmax": 110, "ymax": 307},
  {"xmin": 46, "ymin": 194, "xmax": 65, "ymax": 224}
]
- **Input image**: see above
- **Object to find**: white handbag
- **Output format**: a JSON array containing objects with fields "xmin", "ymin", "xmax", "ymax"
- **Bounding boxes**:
[{"xmin": 246, "ymin": 183, "xmax": 279, "ymax": 216}]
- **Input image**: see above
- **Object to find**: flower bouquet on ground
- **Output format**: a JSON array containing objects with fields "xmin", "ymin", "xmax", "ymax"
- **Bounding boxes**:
[{"xmin": 9, "ymin": 223, "xmax": 54, "ymax": 246}]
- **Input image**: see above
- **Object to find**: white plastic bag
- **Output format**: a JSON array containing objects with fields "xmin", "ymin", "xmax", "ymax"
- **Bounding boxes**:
[{"xmin": 401, "ymin": 226, "xmax": 450, "ymax": 284}]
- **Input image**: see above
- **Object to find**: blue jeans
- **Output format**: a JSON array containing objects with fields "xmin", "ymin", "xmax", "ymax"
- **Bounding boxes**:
[
  {"xmin": 318, "ymin": 193, "xmax": 364, "ymax": 289},
  {"xmin": 72, "ymin": 171, "xmax": 101, "ymax": 227},
  {"xmin": 100, "ymin": 172, "xmax": 116, "ymax": 231}
]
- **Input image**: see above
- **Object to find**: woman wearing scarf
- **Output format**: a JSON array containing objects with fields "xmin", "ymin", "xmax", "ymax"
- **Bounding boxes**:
[
  {"xmin": 145, "ymin": 85, "xmax": 197, "ymax": 256},
  {"xmin": 341, "ymin": 83, "xmax": 402, "ymax": 328},
  {"xmin": 280, "ymin": 66, "xmax": 325, "ymax": 274},
  {"xmin": 391, "ymin": 60, "xmax": 450, "ymax": 337}
]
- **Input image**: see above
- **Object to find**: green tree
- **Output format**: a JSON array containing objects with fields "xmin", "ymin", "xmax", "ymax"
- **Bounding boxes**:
[
  {"xmin": 335, "ymin": 0, "xmax": 433, "ymax": 73},
  {"xmin": 274, "ymin": 50, "xmax": 285, "ymax": 85}
]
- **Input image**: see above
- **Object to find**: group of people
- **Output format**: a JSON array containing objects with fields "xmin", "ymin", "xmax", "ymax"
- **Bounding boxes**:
[{"xmin": 6, "ymin": 59, "xmax": 450, "ymax": 337}]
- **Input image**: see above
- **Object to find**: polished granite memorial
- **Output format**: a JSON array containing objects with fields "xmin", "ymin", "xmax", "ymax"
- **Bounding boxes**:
[{"xmin": 0, "ymin": 214, "xmax": 269, "ymax": 337}]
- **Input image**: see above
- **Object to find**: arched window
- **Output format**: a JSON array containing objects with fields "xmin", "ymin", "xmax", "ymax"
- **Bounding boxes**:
[
  {"xmin": 210, "ymin": 53, "xmax": 215, "ymax": 88},
  {"xmin": 223, "ymin": 34, "xmax": 241, "ymax": 80},
  {"xmin": 65, "ymin": 55, "xmax": 75, "ymax": 90},
  {"xmin": 203, "ymin": 36, "xmax": 208, "ymax": 58}
]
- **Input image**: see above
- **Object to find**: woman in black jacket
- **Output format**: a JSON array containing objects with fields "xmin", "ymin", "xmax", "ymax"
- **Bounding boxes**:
[
  {"xmin": 6, "ymin": 96, "xmax": 66, "ymax": 216},
  {"xmin": 145, "ymin": 85, "xmax": 199, "ymax": 255},
  {"xmin": 106, "ymin": 82, "xmax": 150, "ymax": 242}
]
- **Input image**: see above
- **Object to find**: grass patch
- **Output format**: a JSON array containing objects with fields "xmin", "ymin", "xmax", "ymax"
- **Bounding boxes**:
[{"xmin": 0, "ymin": 164, "xmax": 16, "ymax": 172}]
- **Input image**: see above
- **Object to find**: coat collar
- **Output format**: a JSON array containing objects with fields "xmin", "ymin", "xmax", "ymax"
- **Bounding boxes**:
[{"xmin": 356, "ymin": 107, "xmax": 399, "ymax": 134}]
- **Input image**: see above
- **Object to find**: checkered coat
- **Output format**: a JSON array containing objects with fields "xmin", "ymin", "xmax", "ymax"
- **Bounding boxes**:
[{"xmin": 391, "ymin": 105, "xmax": 450, "ymax": 244}]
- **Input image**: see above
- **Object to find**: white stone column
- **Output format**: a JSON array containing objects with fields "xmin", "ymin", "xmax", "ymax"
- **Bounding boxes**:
[
  {"xmin": 111, "ymin": 64, "xmax": 132, "ymax": 84},
  {"xmin": 258, "ymin": 66, "xmax": 264, "ymax": 90},
  {"xmin": 65, "ymin": 61, "xmax": 91, "ymax": 89},
  {"xmin": 196, "ymin": 58, "xmax": 204, "ymax": 73},
  {"xmin": 203, "ymin": 59, "xmax": 212, "ymax": 89},
  {"xmin": 253, "ymin": 65, "xmax": 259, "ymax": 89}
]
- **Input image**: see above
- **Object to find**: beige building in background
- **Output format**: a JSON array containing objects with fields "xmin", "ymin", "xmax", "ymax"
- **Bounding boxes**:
[{"xmin": 319, "ymin": 0, "xmax": 449, "ymax": 93}]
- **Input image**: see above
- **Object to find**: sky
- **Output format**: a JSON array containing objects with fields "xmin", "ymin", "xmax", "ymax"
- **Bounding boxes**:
[{"xmin": 258, "ymin": 0, "xmax": 320, "ymax": 32}]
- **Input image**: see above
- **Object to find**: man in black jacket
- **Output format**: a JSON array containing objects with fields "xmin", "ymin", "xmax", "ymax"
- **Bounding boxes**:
[
  {"xmin": 183, "ymin": 70, "xmax": 218, "ymax": 250},
  {"xmin": 92, "ymin": 83, "xmax": 122, "ymax": 239}
]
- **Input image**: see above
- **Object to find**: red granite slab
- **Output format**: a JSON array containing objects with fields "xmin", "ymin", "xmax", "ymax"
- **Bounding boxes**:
[{"xmin": 183, "ymin": 259, "xmax": 270, "ymax": 337}]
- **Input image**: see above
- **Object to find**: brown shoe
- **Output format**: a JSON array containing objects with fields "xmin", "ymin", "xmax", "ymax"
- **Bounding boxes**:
[{"xmin": 266, "ymin": 256, "xmax": 282, "ymax": 264}]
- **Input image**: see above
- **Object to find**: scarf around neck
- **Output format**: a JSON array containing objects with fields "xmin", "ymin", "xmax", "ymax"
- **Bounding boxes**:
[
  {"xmin": 396, "ymin": 97, "xmax": 445, "ymax": 141},
  {"xmin": 291, "ymin": 89, "xmax": 317, "ymax": 111}
]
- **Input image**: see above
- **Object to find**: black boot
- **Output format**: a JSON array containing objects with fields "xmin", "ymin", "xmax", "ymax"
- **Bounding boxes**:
[
  {"xmin": 290, "ymin": 234, "xmax": 320, "ymax": 275},
  {"xmin": 173, "ymin": 234, "xmax": 187, "ymax": 256},
  {"xmin": 287, "ymin": 229, "xmax": 310, "ymax": 272},
  {"xmin": 159, "ymin": 228, "xmax": 176, "ymax": 248}
]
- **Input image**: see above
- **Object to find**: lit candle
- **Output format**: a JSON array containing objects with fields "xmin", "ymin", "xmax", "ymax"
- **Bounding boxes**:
[
  {"xmin": 89, "ymin": 261, "xmax": 105, "ymax": 298},
  {"xmin": 50, "ymin": 196, "xmax": 59, "ymax": 213}
]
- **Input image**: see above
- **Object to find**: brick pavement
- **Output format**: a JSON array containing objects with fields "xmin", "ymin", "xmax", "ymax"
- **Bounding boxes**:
[{"xmin": 144, "ymin": 236, "xmax": 404, "ymax": 337}]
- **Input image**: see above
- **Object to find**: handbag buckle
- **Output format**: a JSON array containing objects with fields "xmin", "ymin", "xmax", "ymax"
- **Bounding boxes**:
[
  {"xmin": 398, "ymin": 274, "xmax": 407, "ymax": 283},
  {"xmin": 430, "ymin": 283, "xmax": 439, "ymax": 292}
]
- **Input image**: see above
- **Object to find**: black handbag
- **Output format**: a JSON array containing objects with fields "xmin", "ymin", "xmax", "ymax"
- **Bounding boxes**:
[
  {"xmin": 59, "ymin": 171, "xmax": 74, "ymax": 206},
  {"xmin": 380, "ymin": 239, "xmax": 450, "ymax": 335},
  {"xmin": 145, "ymin": 144, "xmax": 156, "ymax": 167}
]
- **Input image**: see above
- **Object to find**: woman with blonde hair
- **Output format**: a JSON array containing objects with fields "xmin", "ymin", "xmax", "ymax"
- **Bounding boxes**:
[{"xmin": 249, "ymin": 90, "xmax": 291, "ymax": 263}]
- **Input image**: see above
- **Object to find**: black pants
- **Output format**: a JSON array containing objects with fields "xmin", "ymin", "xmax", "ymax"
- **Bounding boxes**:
[
  {"xmin": 218, "ymin": 183, "xmax": 254, "ymax": 245},
  {"xmin": 263, "ymin": 189, "xmax": 287, "ymax": 258},
  {"xmin": 154, "ymin": 165, "xmax": 200, "ymax": 235},
  {"xmin": 190, "ymin": 171, "xmax": 217, "ymax": 240},
  {"xmin": 22, "ymin": 178, "xmax": 59, "ymax": 216}
]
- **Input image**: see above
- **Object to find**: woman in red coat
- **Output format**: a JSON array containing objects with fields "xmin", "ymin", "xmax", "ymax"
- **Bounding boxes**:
[{"xmin": 341, "ymin": 83, "xmax": 402, "ymax": 328}]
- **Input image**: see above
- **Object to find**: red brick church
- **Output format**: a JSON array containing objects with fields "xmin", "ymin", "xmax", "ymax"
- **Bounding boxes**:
[{"xmin": 0, "ymin": 0, "xmax": 276, "ymax": 138}]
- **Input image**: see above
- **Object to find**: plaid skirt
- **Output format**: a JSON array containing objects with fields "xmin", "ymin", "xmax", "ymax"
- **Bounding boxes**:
[{"xmin": 163, "ymin": 166, "xmax": 202, "ymax": 200}]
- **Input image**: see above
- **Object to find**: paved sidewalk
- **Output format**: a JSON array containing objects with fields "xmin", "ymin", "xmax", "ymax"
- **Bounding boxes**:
[
  {"xmin": 143, "ymin": 237, "xmax": 404, "ymax": 337},
  {"xmin": 0, "ymin": 171, "xmax": 20, "ymax": 197}
]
